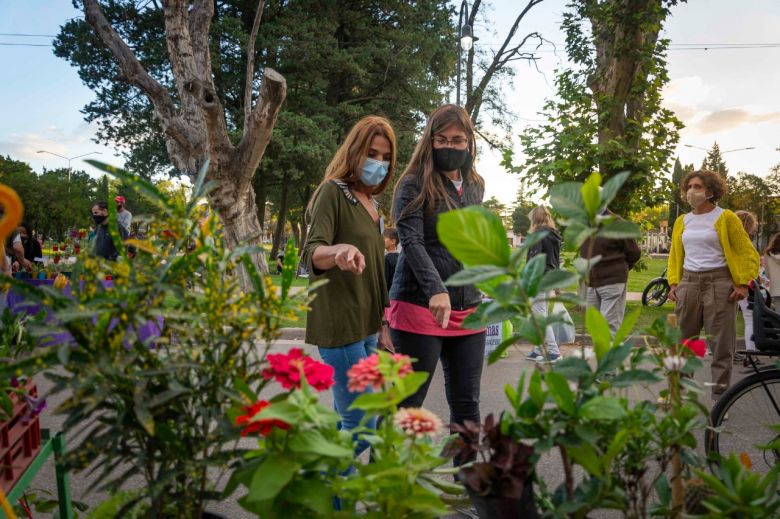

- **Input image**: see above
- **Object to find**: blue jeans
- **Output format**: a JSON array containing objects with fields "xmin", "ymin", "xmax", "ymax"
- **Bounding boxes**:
[{"xmin": 318, "ymin": 334, "xmax": 378, "ymax": 454}]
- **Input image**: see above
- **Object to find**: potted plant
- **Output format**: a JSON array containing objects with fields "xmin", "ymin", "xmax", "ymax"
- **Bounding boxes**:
[{"xmin": 445, "ymin": 413, "xmax": 539, "ymax": 519}]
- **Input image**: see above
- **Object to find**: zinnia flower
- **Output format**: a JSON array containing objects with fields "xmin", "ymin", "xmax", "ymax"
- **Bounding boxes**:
[
  {"xmin": 663, "ymin": 355, "xmax": 686, "ymax": 372},
  {"xmin": 263, "ymin": 348, "xmax": 335, "ymax": 391},
  {"xmin": 347, "ymin": 353, "xmax": 413, "ymax": 392},
  {"xmin": 52, "ymin": 245, "xmax": 58, "ymax": 252},
  {"xmin": 235, "ymin": 400, "xmax": 290, "ymax": 437},
  {"xmin": 53, "ymin": 255, "xmax": 61, "ymax": 264},
  {"xmin": 394, "ymin": 407, "xmax": 443, "ymax": 438},
  {"xmin": 681, "ymin": 338, "xmax": 706, "ymax": 358}
]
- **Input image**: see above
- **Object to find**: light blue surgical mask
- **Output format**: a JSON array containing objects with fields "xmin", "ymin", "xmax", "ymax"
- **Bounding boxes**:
[{"xmin": 360, "ymin": 158, "xmax": 390, "ymax": 186}]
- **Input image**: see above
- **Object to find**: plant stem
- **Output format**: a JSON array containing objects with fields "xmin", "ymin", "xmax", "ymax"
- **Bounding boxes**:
[{"xmin": 559, "ymin": 444, "xmax": 575, "ymax": 503}]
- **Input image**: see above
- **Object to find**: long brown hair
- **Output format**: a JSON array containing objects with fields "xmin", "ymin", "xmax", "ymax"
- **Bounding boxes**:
[
  {"xmin": 393, "ymin": 104, "xmax": 484, "ymax": 221},
  {"xmin": 528, "ymin": 206, "xmax": 555, "ymax": 232},
  {"xmin": 766, "ymin": 232, "xmax": 780, "ymax": 255},
  {"xmin": 308, "ymin": 115, "xmax": 397, "ymax": 213}
]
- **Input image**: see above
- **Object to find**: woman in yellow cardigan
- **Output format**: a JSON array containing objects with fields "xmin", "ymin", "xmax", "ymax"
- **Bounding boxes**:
[{"xmin": 668, "ymin": 170, "xmax": 759, "ymax": 400}]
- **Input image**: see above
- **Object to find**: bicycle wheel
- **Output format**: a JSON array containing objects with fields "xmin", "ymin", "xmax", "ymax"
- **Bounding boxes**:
[
  {"xmin": 705, "ymin": 369, "xmax": 780, "ymax": 473},
  {"xmin": 641, "ymin": 278, "xmax": 669, "ymax": 307}
]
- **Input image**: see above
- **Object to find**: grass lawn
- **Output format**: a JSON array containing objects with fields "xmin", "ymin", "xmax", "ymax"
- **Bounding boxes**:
[{"xmin": 626, "ymin": 257, "xmax": 667, "ymax": 293}]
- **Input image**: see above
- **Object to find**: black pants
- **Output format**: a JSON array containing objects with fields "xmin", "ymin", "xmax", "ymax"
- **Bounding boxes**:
[{"xmin": 390, "ymin": 329, "xmax": 486, "ymax": 427}]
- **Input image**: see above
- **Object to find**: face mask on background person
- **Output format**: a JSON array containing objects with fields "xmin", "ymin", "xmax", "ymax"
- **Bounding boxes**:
[
  {"xmin": 92, "ymin": 214, "xmax": 107, "ymax": 225},
  {"xmin": 686, "ymin": 189, "xmax": 710, "ymax": 209},
  {"xmin": 432, "ymin": 147, "xmax": 469, "ymax": 173},
  {"xmin": 360, "ymin": 158, "xmax": 390, "ymax": 187}
]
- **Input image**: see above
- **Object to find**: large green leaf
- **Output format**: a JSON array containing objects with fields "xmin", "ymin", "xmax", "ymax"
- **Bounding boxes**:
[
  {"xmin": 598, "ymin": 219, "xmax": 641, "ymax": 240},
  {"xmin": 538, "ymin": 269, "xmax": 579, "ymax": 293},
  {"xmin": 610, "ymin": 369, "xmax": 662, "ymax": 388},
  {"xmin": 246, "ymin": 454, "xmax": 300, "ymax": 502},
  {"xmin": 579, "ymin": 396, "xmax": 626, "ymax": 421},
  {"xmin": 601, "ymin": 171, "xmax": 631, "ymax": 208},
  {"xmin": 586, "ymin": 307, "xmax": 611, "ymax": 361},
  {"xmin": 581, "ymin": 172, "xmax": 602, "ymax": 219},
  {"xmin": 437, "ymin": 206, "xmax": 510, "ymax": 267},
  {"xmin": 288, "ymin": 429, "xmax": 353, "ymax": 458},
  {"xmin": 520, "ymin": 254, "xmax": 547, "ymax": 298},
  {"xmin": 445, "ymin": 266, "xmax": 507, "ymax": 287},
  {"xmin": 597, "ymin": 342, "xmax": 633, "ymax": 375},
  {"xmin": 545, "ymin": 371, "xmax": 576, "ymax": 415},
  {"xmin": 567, "ymin": 444, "xmax": 602, "ymax": 477},
  {"xmin": 613, "ymin": 307, "xmax": 641, "ymax": 347},
  {"xmin": 549, "ymin": 182, "xmax": 588, "ymax": 220}
]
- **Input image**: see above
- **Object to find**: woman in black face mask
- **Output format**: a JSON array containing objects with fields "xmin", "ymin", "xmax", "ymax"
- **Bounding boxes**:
[
  {"xmin": 17, "ymin": 222, "xmax": 42, "ymax": 264},
  {"xmin": 388, "ymin": 104, "xmax": 486, "ymax": 441}
]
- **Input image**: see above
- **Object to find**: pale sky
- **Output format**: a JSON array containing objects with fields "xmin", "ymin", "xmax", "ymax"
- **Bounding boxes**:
[{"xmin": 2, "ymin": 0, "xmax": 779, "ymax": 205}]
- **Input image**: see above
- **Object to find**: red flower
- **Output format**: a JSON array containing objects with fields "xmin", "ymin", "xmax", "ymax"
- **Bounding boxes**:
[
  {"xmin": 53, "ymin": 254, "xmax": 61, "ymax": 264},
  {"xmin": 79, "ymin": 230, "xmax": 87, "ymax": 239},
  {"xmin": 347, "ymin": 353, "xmax": 413, "ymax": 393},
  {"xmin": 74, "ymin": 245, "xmax": 81, "ymax": 254},
  {"xmin": 52, "ymin": 245, "xmax": 58, "ymax": 252},
  {"xmin": 235, "ymin": 400, "xmax": 290, "ymax": 437},
  {"xmin": 682, "ymin": 338, "xmax": 707, "ymax": 358},
  {"xmin": 263, "ymin": 348, "xmax": 335, "ymax": 391}
]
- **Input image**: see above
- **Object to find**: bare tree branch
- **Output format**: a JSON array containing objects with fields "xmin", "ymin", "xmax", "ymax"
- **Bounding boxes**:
[
  {"xmin": 236, "ymin": 68, "xmax": 287, "ymax": 190},
  {"xmin": 82, "ymin": 0, "xmax": 194, "ymax": 155},
  {"xmin": 244, "ymin": 0, "xmax": 266, "ymax": 131}
]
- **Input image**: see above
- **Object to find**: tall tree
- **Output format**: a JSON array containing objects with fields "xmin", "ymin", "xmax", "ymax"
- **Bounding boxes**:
[
  {"xmin": 461, "ymin": 0, "xmax": 547, "ymax": 142},
  {"xmin": 701, "ymin": 142, "xmax": 729, "ymax": 179},
  {"xmin": 667, "ymin": 158, "xmax": 692, "ymax": 229},
  {"xmin": 517, "ymin": 0, "xmax": 684, "ymax": 214},
  {"xmin": 55, "ymin": 0, "xmax": 287, "ymax": 280}
]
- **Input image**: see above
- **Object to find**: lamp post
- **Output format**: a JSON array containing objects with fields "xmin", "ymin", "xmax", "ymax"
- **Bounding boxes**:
[
  {"xmin": 36, "ymin": 150, "xmax": 102, "ymax": 184},
  {"xmin": 456, "ymin": 0, "xmax": 473, "ymax": 107},
  {"xmin": 682, "ymin": 144, "xmax": 755, "ymax": 176}
]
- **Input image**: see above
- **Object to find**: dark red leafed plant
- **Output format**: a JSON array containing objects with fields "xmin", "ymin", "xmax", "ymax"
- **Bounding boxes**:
[{"xmin": 445, "ymin": 413, "xmax": 535, "ymax": 499}]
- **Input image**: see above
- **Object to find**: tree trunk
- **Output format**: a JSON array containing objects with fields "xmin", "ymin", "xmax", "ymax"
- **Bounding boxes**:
[
  {"xmin": 289, "ymin": 218, "xmax": 301, "ymax": 249},
  {"xmin": 254, "ymin": 168, "xmax": 268, "ymax": 231},
  {"xmin": 270, "ymin": 174, "xmax": 289, "ymax": 260}
]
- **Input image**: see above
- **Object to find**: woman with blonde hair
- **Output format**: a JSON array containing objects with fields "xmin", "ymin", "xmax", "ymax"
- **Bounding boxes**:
[
  {"xmin": 525, "ymin": 206, "xmax": 563, "ymax": 363},
  {"xmin": 302, "ymin": 115, "xmax": 396, "ymax": 451},
  {"xmin": 668, "ymin": 170, "xmax": 759, "ymax": 399},
  {"xmin": 389, "ymin": 104, "xmax": 485, "ymax": 434}
]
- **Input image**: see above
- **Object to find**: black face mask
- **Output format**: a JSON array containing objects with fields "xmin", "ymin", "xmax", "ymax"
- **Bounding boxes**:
[
  {"xmin": 92, "ymin": 214, "xmax": 107, "ymax": 225},
  {"xmin": 432, "ymin": 147, "xmax": 470, "ymax": 173},
  {"xmin": 21, "ymin": 236, "xmax": 29, "ymax": 243}
]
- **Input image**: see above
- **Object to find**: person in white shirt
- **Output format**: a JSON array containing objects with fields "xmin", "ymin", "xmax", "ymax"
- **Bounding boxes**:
[
  {"xmin": 667, "ymin": 170, "xmax": 759, "ymax": 399},
  {"xmin": 733, "ymin": 210, "xmax": 759, "ymax": 355}
]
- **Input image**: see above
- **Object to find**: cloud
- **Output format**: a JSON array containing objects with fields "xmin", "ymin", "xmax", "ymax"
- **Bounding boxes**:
[{"xmin": 694, "ymin": 108, "xmax": 780, "ymax": 133}]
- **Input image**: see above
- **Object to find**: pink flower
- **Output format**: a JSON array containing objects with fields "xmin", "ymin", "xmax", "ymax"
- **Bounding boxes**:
[
  {"xmin": 682, "ymin": 338, "xmax": 706, "ymax": 358},
  {"xmin": 263, "ymin": 348, "xmax": 335, "ymax": 391},
  {"xmin": 347, "ymin": 353, "xmax": 413, "ymax": 392},
  {"xmin": 393, "ymin": 408, "xmax": 443, "ymax": 438}
]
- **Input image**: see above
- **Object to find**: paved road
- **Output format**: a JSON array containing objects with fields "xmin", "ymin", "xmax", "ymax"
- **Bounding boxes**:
[{"xmin": 28, "ymin": 339, "xmax": 747, "ymax": 518}]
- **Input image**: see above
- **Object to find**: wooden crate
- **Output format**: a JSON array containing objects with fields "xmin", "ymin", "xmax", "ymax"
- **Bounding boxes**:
[{"xmin": 0, "ymin": 383, "xmax": 42, "ymax": 493}]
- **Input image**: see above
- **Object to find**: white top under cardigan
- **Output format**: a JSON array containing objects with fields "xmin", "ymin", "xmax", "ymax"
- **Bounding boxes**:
[{"xmin": 682, "ymin": 206, "xmax": 727, "ymax": 272}]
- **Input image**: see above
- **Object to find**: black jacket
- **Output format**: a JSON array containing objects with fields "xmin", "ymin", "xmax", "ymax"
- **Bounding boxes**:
[
  {"xmin": 390, "ymin": 174, "xmax": 484, "ymax": 310},
  {"xmin": 526, "ymin": 226, "xmax": 562, "ymax": 273},
  {"xmin": 94, "ymin": 223, "xmax": 128, "ymax": 261}
]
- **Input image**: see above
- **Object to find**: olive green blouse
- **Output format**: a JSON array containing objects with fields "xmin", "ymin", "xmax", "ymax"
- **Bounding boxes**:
[{"xmin": 302, "ymin": 180, "xmax": 388, "ymax": 347}]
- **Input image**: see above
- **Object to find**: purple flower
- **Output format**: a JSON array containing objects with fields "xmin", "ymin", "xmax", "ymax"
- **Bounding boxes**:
[{"xmin": 21, "ymin": 393, "xmax": 47, "ymax": 424}]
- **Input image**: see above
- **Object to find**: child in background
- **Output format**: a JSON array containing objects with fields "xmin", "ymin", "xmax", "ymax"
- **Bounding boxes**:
[{"xmin": 383, "ymin": 227, "xmax": 399, "ymax": 293}]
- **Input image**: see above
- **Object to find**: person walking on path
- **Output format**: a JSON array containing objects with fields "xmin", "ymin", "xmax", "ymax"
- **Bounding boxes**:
[
  {"xmin": 388, "ymin": 104, "xmax": 486, "ymax": 435},
  {"xmin": 667, "ymin": 170, "xmax": 759, "ymax": 399},
  {"xmin": 580, "ymin": 211, "xmax": 641, "ymax": 336},
  {"xmin": 115, "ymin": 195, "xmax": 132, "ymax": 233},
  {"xmin": 525, "ymin": 206, "xmax": 563, "ymax": 364},
  {"xmin": 301, "ymin": 116, "xmax": 396, "ymax": 454},
  {"xmin": 733, "ymin": 210, "xmax": 760, "ymax": 354},
  {"xmin": 383, "ymin": 227, "xmax": 400, "ymax": 293},
  {"xmin": 765, "ymin": 232, "xmax": 780, "ymax": 308},
  {"xmin": 91, "ymin": 201, "xmax": 129, "ymax": 261}
]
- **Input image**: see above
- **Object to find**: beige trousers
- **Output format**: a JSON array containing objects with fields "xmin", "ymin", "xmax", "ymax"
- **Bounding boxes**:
[{"xmin": 674, "ymin": 267, "xmax": 737, "ymax": 396}]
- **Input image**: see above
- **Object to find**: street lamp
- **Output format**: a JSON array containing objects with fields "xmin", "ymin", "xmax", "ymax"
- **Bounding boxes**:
[
  {"xmin": 36, "ymin": 150, "xmax": 102, "ymax": 183},
  {"xmin": 456, "ymin": 0, "xmax": 474, "ymax": 107},
  {"xmin": 682, "ymin": 144, "xmax": 755, "ymax": 175}
]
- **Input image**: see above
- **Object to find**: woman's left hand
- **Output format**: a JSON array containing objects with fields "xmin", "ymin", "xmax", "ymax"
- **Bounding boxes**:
[
  {"xmin": 728, "ymin": 284, "xmax": 749, "ymax": 302},
  {"xmin": 378, "ymin": 324, "xmax": 395, "ymax": 353}
]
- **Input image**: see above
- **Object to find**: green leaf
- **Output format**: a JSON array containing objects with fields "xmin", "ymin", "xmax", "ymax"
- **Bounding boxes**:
[
  {"xmin": 586, "ymin": 307, "xmax": 611, "ymax": 361},
  {"xmin": 133, "ymin": 385, "xmax": 155, "ymax": 436},
  {"xmin": 286, "ymin": 478, "xmax": 334, "ymax": 513},
  {"xmin": 349, "ymin": 392, "xmax": 395, "ymax": 411},
  {"xmin": 563, "ymin": 220, "xmax": 597, "ymax": 251},
  {"xmin": 246, "ymin": 454, "xmax": 300, "ymax": 502},
  {"xmin": 605, "ymin": 429, "xmax": 629, "ymax": 466},
  {"xmin": 528, "ymin": 370, "xmax": 545, "ymax": 409},
  {"xmin": 567, "ymin": 444, "xmax": 602, "ymax": 477},
  {"xmin": 395, "ymin": 371, "xmax": 429, "ymax": 401},
  {"xmin": 545, "ymin": 371, "xmax": 576, "ymax": 415},
  {"xmin": 579, "ymin": 396, "xmax": 626, "ymax": 421},
  {"xmin": 437, "ymin": 206, "xmax": 510, "ymax": 267},
  {"xmin": 609, "ymin": 369, "xmax": 661, "ymax": 388},
  {"xmin": 613, "ymin": 307, "xmax": 641, "ymax": 347},
  {"xmin": 446, "ymin": 266, "xmax": 507, "ymax": 287},
  {"xmin": 574, "ymin": 256, "xmax": 601, "ymax": 279},
  {"xmin": 288, "ymin": 429, "xmax": 353, "ymax": 458},
  {"xmin": 256, "ymin": 400, "xmax": 304, "ymax": 425},
  {"xmin": 601, "ymin": 171, "xmax": 631, "ymax": 208},
  {"xmin": 598, "ymin": 219, "xmax": 641, "ymax": 240},
  {"xmin": 280, "ymin": 238, "xmax": 298, "ymax": 300},
  {"xmin": 549, "ymin": 182, "xmax": 588, "ymax": 220},
  {"xmin": 487, "ymin": 334, "xmax": 523, "ymax": 365},
  {"xmin": 538, "ymin": 269, "xmax": 579, "ymax": 293},
  {"xmin": 581, "ymin": 172, "xmax": 602, "ymax": 218},
  {"xmin": 553, "ymin": 357, "xmax": 592, "ymax": 380},
  {"xmin": 520, "ymin": 254, "xmax": 547, "ymax": 298},
  {"xmin": 597, "ymin": 342, "xmax": 633, "ymax": 375}
]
